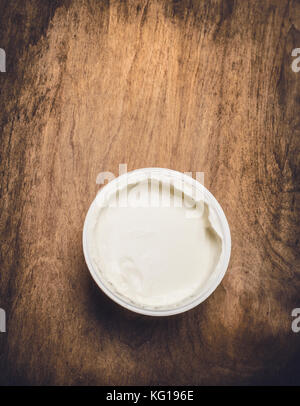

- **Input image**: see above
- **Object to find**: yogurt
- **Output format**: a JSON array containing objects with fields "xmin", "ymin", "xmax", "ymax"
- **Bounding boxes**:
[{"xmin": 83, "ymin": 168, "xmax": 231, "ymax": 315}]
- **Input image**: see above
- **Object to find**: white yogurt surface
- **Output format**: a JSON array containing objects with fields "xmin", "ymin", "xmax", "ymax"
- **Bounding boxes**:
[{"xmin": 86, "ymin": 176, "xmax": 223, "ymax": 309}]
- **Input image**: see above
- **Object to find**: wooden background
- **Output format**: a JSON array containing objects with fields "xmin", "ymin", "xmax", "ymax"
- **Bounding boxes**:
[{"xmin": 0, "ymin": 0, "xmax": 299, "ymax": 385}]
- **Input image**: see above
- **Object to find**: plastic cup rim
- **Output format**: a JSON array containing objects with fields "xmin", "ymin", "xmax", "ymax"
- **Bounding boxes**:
[{"xmin": 82, "ymin": 167, "xmax": 231, "ymax": 317}]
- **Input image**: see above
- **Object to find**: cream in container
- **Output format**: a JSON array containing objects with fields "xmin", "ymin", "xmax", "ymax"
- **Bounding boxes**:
[{"xmin": 83, "ymin": 168, "xmax": 231, "ymax": 316}]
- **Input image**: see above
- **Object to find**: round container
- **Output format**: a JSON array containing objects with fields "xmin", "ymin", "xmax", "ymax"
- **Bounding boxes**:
[{"xmin": 83, "ymin": 168, "xmax": 231, "ymax": 316}]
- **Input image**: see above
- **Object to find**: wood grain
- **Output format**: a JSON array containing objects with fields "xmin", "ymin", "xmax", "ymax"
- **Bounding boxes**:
[{"xmin": 0, "ymin": 0, "xmax": 299, "ymax": 385}]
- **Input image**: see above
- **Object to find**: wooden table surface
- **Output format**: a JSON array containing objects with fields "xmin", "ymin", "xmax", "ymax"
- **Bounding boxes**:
[{"xmin": 0, "ymin": 0, "xmax": 299, "ymax": 385}]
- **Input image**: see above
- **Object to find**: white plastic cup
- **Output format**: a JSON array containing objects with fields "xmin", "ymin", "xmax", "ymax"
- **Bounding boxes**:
[{"xmin": 83, "ymin": 168, "xmax": 231, "ymax": 316}]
